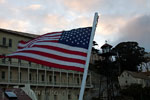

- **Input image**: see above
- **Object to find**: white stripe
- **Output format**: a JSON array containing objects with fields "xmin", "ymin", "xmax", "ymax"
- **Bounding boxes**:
[
  {"xmin": 18, "ymin": 42, "xmax": 88, "ymax": 53},
  {"xmin": 34, "ymin": 38, "xmax": 59, "ymax": 41},
  {"xmin": 17, "ymin": 47, "xmax": 86, "ymax": 60},
  {"xmin": 37, "ymin": 36, "xmax": 61, "ymax": 40},
  {"xmin": 18, "ymin": 33, "xmax": 62, "ymax": 47},
  {"xmin": 18, "ymin": 37, "xmax": 60, "ymax": 47},
  {"xmin": 36, "ymin": 42, "xmax": 87, "ymax": 53},
  {"xmin": 43, "ymin": 32, "xmax": 62, "ymax": 36},
  {"xmin": 39, "ymin": 36, "xmax": 61, "ymax": 39},
  {"xmin": 8, "ymin": 53, "xmax": 85, "ymax": 68}
]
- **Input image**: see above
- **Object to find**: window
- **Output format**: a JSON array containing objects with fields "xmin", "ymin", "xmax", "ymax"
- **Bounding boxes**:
[
  {"xmin": 77, "ymin": 78, "xmax": 80, "ymax": 84},
  {"xmin": 54, "ymin": 76, "xmax": 57, "ymax": 84},
  {"xmin": 2, "ymin": 37, "xmax": 6, "ymax": 46},
  {"xmin": 2, "ymin": 54, "xmax": 5, "ymax": 63},
  {"xmin": 9, "ymin": 58, "xmax": 12, "ymax": 64},
  {"xmin": 9, "ymin": 39, "xmax": 12, "ymax": 47},
  {"xmin": 77, "ymin": 94, "xmax": 79, "ymax": 100},
  {"xmin": 49, "ymin": 75, "xmax": 52, "ymax": 83},
  {"xmin": 29, "ymin": 62, "xmax": 31, "ymax": 66},
  {"xmin": 41, "ymin": 74, "xmax": 44, "ymax": 81},
  {"xmin": 10, "ymin": 72, "xmax": 12, "ymax": 80},
  {"xmin": 54, "ymin": 95, "xmax": 57, "ymax": 100},
  {"xmin": 18, "ymin": 59, "xmax": 21, "ymax": 64},
  {"xmin": 20, "ymin": 72, "xmax": 22, "ymax": 81},
  {"xmin": 2, "ymin": 71, "xmax": 5, "ymax": 79},
  {"xmin": 29, "ymin": 73, "xmax": 32, "ymax": 81},
  {"xmin": 68, "ymin": 94, "xmax": 71, "ymax": 100}
]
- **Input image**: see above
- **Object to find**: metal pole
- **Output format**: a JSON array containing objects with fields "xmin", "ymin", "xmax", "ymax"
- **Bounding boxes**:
[{"xmin": 79, "ymin": 12, "xmax": 99, "ymax": 100}]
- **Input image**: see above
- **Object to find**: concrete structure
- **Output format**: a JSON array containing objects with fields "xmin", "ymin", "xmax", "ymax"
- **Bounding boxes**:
[
  {"xmin": 118, "ymin": 70, "xmax": 150, "ymax": 89},
  {"xmin": 0, "ymin": 28, "xmax": 99, "ymax": 100}
]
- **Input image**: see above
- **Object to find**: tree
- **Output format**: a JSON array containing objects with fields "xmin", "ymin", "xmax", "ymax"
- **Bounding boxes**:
[
  {"xmin": 113, "ymin": 41, "xmax": 146, "ymax": 73},
  {"xmin": 120, "ymin": 84, "xmax": 150, "ymax": 100},
  {"xmin": 92, "ymin": 41, "xmax": 99, "ymax": 54}
]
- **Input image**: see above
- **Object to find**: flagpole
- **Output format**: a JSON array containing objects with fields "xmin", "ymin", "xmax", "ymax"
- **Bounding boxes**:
[{"xmin": 79, "ymin": 12, "xmax": 99, "ymax": 100}]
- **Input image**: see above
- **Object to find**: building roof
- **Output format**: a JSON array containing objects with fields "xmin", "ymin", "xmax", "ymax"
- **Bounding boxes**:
[
  {"xmin": 0, "ymin": 28, "xmax": 38, "ymax": 38},
  {"xmin": 0, "ymin": 88, "xmax": 32, "ymax": 100},
  {"xmin": 144, "ymin": 53, "xmax": 150, "ymax": 59},
  {"xmin": 101, "ymin": 43, "xmax": 113, "ymax": 49},
  {"xmin": 125, "ymin": 71, "xmax": 150, "ymax": 80}
]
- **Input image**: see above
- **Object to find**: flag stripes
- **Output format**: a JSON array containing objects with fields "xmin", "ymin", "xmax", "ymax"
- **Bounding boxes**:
[{"xmin": 5, "ymin": 27, "xmax": 92, "ymax": 72}]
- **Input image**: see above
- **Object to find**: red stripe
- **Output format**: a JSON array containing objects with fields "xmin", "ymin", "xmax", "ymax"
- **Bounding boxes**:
[
  {"xmin": 19, "ymin": 40, "xmax": 27, "ymax": 44},
  {"xmin": 18, "ymin": 32, "xmax": 62, "ymax": 47},
  {"xmin": 16, "ymin": 50, "xmax": 86, "ymax": 64},
  {"xmin": 32, "ymin": 45, "xmax": 87, "ymax": 57},
  {"xmin": 0, "ymin": 55, "xmax": 5, "ymax": 58},
  {"xmin": 18, "ymin": 44, "xmax": 87, "ymax": 57},
  {"xmin": 20, "ymin": 31, "xmax": 62, "ymax": 45},
  {"xmin": 7, "ymin": 55, "xmax": 84, "ymax": 72},
  {"xmin": 33, "ymin": 40, "xmax": 59, "ymax": 43},
  {"xmin": 18, "ymin": 40, "xmax": 58, "ymax": 49}
]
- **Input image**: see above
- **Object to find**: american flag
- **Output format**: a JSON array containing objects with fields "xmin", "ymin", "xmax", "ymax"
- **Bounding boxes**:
[{"xmin": 7, "ymin": 27, "xmax": 92, "ymax": 72}]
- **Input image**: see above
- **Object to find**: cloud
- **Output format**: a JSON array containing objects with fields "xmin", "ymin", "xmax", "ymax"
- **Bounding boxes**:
[
  {"xmin": 42, "ymin": 14, "xmax": 93, "ymax": 33},
  {"xmin": 60, "ymin": 0, "xmax": 100, "ymax": 13},
  {"xmin": 0, "ymin": 0, "xmax": 5, "ymax": 4},
  {"xmin": 26, "ymin": 4, "xmax": 43, "ymax": 10},
  {"xmin": 0, "ymin": 19, "xmax": 32, "ymax": 32},
  {"xmin": 117, "ymin": 15, "xmax": 150, "ymax": 51}
]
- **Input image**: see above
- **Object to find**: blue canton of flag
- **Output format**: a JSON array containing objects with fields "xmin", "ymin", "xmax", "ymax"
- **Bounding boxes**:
[{"xmin": 59, "ymin": 27, "xmax": 92, "ymax": 49}]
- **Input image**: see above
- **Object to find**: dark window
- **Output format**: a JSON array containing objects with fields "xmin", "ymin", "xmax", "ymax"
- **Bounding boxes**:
[
  {"xmin": 68, "ymin": 94, "xmax": 71, "ymax": 100},
  {"xmin": 77, "ymin": 78, "xmax": 80, "ymax": 84},
  {"xmin": 125, "ymin": 80, "xmax": 128, "ymax": 83},
  {"xmin": 2, "ymin": 37, "xmax": 6, "ymax": 46},
  {"xmin": 42, "ymin": 74, "xmax": 44, "ymax": 81},
  {"xmin": 29, "ymin": 62, "xmax": 31, "ymax": 66},
  {"xmin": 18, "ymin": 59, "xmax": 21, "ymax": 64},
  {"xmin": 10, "ymin": 71, "xmax": 12, "ymax": 80},
  {"xmin": 29, "ymin": 73, "xmax": 32, "ymax": 81},
  {"xmin": 77, "ymin": 94, "xmax": 79, "ymax": 99},
  {"xmin": 49, "ymin": 75, "xmax": 52, "ymax": 83},
  {"xmin": 54, "ymin": 95, "xmax": 57, "ymax": 100},
  {"xmin": 54, "ymin": 76, "xmax": 57, "ymax": 84},
  {"xmin": 2, "ymin": 54, "xmax": 5, "ymax": 63},
  {"xmin": 9, "ymin": 39, "xmax": 12, "ymax": 47},
  {"xmin": 9, "ymin": 58, "xmax": 12, "ymax": 64},
  {"xmin": 2, "ymin": 71, "xmax": 5, "ymax": 79},
  {"xmin": 20, "ymin": 72, "xmax": 22, "ymax": 81}
]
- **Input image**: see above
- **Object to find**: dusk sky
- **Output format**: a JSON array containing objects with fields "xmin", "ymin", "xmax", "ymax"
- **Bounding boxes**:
[{"xmin": 0, "ymin": 0, "xmax": 150, "ymax": 51}]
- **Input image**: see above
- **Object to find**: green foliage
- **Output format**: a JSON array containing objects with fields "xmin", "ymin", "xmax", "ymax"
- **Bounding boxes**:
[{"xmin": 113, "ymin": 41, "xmax": 146, "ymax": 73}]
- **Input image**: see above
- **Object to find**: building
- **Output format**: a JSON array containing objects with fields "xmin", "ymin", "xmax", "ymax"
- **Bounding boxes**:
[
  {"xmin": 138, "ymin": 53, "xmax": 150, "ymax": 72},
  {"xmin": 118, "ymin": 70, "xmax": 150, "ymax": 89},
  {"xmin": 0, "ymin": 28, "xmax": 94, "ymax": 100}
]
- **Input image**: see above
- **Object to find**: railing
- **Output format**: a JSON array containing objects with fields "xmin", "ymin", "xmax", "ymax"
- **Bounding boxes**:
[
  {"xmin": 0, "ymin": 59, "xmax": 81, "ymax": 74},
  {"xmin": 0, "ymin": 59, "xmax": 92, "ymax": 88},
  {"xmin": 0, "ymin": 79, "xmax": 92, "ymax": 88}
]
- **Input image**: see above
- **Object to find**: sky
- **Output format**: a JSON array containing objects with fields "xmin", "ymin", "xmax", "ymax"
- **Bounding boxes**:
[{"xmin": 0, "ymin": 0, "xmax": 150, "ymax": 52}]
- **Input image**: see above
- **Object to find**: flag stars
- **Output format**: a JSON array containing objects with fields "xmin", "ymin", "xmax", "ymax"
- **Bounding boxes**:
[{"xmin": 59, "ymin": 27, "xmax": 92, "ymax": 49}]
